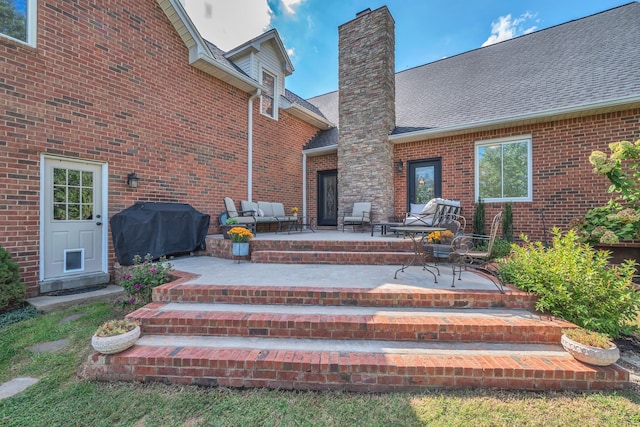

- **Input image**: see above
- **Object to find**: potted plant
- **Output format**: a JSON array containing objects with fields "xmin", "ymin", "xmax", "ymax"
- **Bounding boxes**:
[
  {"xmin": 561, "ymin": 327, "xmax": 620, "ymax": 366},
  {"xmin": 91, "ymin": 318, "xmax": 141, "ymax": 354},
  {"xmin": 291, "ymin": 207, "xmax": 299, "ymax": 217},
  {"xmin": 227, "ymin": 226, "xmax": 253, "ymax": 259},
  {"xmin": 427, "ymin": 229, "xmax": 455, "ymax": 258},
  {"xmin": 220, "ymin": 217, "xmax": 238, "ymax": 239}
]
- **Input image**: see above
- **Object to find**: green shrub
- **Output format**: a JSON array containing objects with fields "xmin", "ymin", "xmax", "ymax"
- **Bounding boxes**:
[
  {"xmin": 491, "ymin": 238, "xmax": 513, "ymax": 258},
  {"xmin": 0, "ymin": 305, "xmax": 39, "ymax": 329},
  {"xmin": 498, "ymin": 228, "xmax": 639, "ymax": 338},
  {"xmin": 0, "ymin": 246, "xmax": 26, "ymax": 313},
  {"xmin": 472, "ymin": 199, "xmax": 485, "ymax": 237},
  {"xmin": 502, "ymin": 202, "xmax": 513, "ymax": 242},
  {"xmin": 118, "ymin": 254, "xmax": 173, "ymax": 307}
]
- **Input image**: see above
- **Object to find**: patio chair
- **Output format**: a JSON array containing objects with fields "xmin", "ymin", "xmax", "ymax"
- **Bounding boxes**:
[
  {"xmin": 342, "ymin": 202, "xmax": 372, "ymax": 232},
  {"xmin": 450, "ymin": 210, "xmax": 504, "ymax": 293},
  {"xmin": 223, "ymin": 197, "xmax": 257, "ymax": 234},
  {"xmin": 404, "ymin": 198, "xmax": 461, "ymax": 227}
]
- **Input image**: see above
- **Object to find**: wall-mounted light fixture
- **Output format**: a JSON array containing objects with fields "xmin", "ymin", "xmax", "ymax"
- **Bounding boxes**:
[
  {"xmin": 396, "ymin": 159, "xmax": 403, "ymax": 174},
  {"xmin": 127, "ymin": 172, "xmax": 140, "ymax": 188}
]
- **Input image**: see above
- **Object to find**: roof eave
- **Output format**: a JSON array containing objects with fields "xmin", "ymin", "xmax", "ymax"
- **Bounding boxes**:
[
  {"xmin": 302, "ymin": 145, "xmax": 338, "ymax": 157},
  {"xmin": 390, "ymin": 96, "xmax": 640, "ymax": 144},
  {"xmin": 281, "ymin": 100, "xmax": 334, "ymax": 130},
  {"xmin": 157, "ymin": 0, "xmax": 260, "ymax": 93}
]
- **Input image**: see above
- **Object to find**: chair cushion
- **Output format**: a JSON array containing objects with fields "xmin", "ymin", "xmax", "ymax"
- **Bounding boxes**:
[
  {"xmin": 420, "ymin": 199, "xmax": 440, "ymax": 215},
  {"xmin": 352, "ymin": 202, "xmax": 371, "ymax": 217},
  {"xmin": 224, "ymin": 197, "xmax": 238, "ymax": 218},
  {"xmin": 272, "ymin": 203, "xmax": 286, "ymax": 217},
  {"xmin": 257, "ymin": 201, "xmax": 274, "ymax": 217},
  {"xmin": 344, "ymin": 216, "xmax": 370, "ymax": 223},
  {"xmin": 410, "ymin": 203, "xmax": 426, "ymax": 215},
  {"xmin": 240, "ymin": 200, "xmax": 259, "ymax": 216}
]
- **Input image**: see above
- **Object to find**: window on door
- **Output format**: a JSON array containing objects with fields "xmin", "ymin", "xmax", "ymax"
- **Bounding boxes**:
[
  {"xmin": 53, "ymin": 168, "xmax": 95, "ymax": 221},
  {"xmin": 408, "ymin": 160, "xmax": 441, "ymax": 209}
]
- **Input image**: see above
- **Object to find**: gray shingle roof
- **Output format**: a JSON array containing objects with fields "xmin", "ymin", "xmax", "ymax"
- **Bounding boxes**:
[{"xmin": 305, "ymin": 2, "xmax": 640, "ymax": 148}]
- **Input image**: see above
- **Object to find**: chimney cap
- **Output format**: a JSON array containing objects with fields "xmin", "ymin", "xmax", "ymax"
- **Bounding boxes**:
[{"xmin": 356, "ymin": 8, "xmax": 371, "ymax": 17}]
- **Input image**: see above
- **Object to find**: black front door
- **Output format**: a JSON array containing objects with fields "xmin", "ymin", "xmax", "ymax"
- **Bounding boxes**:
[
  {"xmin": 408, "ymin": 159, "xmax": 442, "ymax": 209},
  {"xmin": 317, "ymin": 170, "xmax": 338, "ymax": 226}
]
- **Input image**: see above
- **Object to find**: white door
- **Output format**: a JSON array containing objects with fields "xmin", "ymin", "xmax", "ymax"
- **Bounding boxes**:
[{"xmin": 42, "ymin": 158, "xmax": 105, "ymax": 280}]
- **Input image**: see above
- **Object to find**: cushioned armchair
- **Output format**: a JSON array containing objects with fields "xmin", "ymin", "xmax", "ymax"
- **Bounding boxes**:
[
  {"xmin": 342, "ymin": 202, "xmax": 372, "ymax": 232},
  {"xmin": 223, "ymin": 197, "xmax": 257, "ymax": 233}
]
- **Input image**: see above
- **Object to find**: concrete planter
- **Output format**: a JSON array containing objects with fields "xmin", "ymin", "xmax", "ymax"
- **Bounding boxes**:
[
  {"xmin": 561, "ymin": 333, "xmax": 620, "ymax": 366},
  {"xmin": 91, "ymin": 326, "xmax": 141, "ymax": 355}
]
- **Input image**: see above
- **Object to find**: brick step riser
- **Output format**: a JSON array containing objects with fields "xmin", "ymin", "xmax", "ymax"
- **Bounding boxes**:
[
  {"xmin": 153, "ymin": 285, "xmax": 538, "ymax": 310},
  {"xmin": 207, "ymin": 236, "xmax": 415, "ymax": 253},
  {"xmin": 133, "ymin": 316, "xmax": 565, "ymax": 344},
  {"xmin": 83, "ymin": 348, "xmax": 629, "ymax": 392},
  {"xmin": 251, "ymin": 251, "xmax": 417, "ymax": 265}
]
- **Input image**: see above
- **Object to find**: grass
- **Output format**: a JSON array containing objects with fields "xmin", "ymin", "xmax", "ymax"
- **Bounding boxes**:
[{"xmin": 1, "ymin": 302, "xmax": 640, "ymax": 427}]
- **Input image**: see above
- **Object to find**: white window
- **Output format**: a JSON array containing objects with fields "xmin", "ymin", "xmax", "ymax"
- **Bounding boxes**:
[
  {"xmin": 475, "ymin": 135, "xmax": 532, "ymax": 202},
  {"xmin": 261, "ymin": 69, "xmax": 277, "ymax": 119},
  {"xmin": 0, "ymin": 0, "xmax": 37, "ymax": 47}
]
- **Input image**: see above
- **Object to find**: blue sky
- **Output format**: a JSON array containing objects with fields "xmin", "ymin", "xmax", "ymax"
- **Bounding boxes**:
[{"xmin": 182, "ymin": 0, "xmax": 633, "ymax": 99}]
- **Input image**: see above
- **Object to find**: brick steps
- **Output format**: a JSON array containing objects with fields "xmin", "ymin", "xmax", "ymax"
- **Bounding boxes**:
[
  {"xmin": 153, "ymin": 283, "xmax": 538, "ymax": 310},
  {"xmin": 80, "ymin": 268, "xmax": 630, "ymax": 391},
  {"xmin": 130, "ymin": 302, "xmax": 572, "ymax": 344},
  {"xmin": 83, "ymin": 336, "xmax": 629, "ymax": 392},
  {"xmin": 251, "ymin": 250, "xmax": 415, "ymax": 265}
]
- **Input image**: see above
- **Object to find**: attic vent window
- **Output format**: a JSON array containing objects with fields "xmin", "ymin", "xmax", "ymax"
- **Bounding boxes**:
[{"xmin": 261, "ymin": 69, "xmax": 277, "ymax": 119}]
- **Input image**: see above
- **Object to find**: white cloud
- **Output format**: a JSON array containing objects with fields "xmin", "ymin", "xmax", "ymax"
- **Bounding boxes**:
[
  {"xmin": 481, "ymin": 12, "xmax": 538, "ymax": 47},
  {"xmin": 287, "ymin": 48, "xmax": 295, "ymax": 57},
  {"xmin": 182, "ymin": 0, "xmax": 272, "ymax": 51},
  {"xmin": 281, "ymin": 0, "xmax": 302, "ymax": 14}
]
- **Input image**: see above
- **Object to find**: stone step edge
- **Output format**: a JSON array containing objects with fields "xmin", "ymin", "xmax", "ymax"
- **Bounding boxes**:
[
  {"xmin": 153, "ymin": 283, "xmax": 537, "ymax": 310},
  {"xmin": 80, "ymin": 337, "xmax": 630, "ymax": 392}
]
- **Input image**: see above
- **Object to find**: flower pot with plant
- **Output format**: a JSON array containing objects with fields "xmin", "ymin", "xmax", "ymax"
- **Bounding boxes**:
[
  {"xmin": 227, "ymin": 226, "xmax": 253, "ymax": 259},
  {"xmin": 427, "ymin": 229, "xmax": 455, "ymax": 258},
  {"xmin": 221, "ymin": 217, "xmax": 239, "ymax": 239},
  {"xmin": 291, "ymin": 207, "xmax": 299, "ymax": 217},
  {"xmin": 561, "ymin": 327, "xmax": 620, "ymax": 366},
  {"xmin": 91, "ymin": 318, "xmax": 141, "ymax": 354}
]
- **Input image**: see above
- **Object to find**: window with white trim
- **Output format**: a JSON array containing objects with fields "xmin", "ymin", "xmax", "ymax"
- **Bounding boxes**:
[
  {"xmin": 260, "ymin": 69, "xmax": 277, "ymax": 119},
  {"xmin": 475, "ymin": 135, "xmax": 532, "ymax": 202},
  {"xmin": 1, "ymin": 0, "xmax": 37, "ymax": 47}
]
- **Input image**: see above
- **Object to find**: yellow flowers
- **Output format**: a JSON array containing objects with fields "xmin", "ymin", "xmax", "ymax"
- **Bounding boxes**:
[
  {"xmin": 291, "ymin": 207, "xmax": 299, "ymax": 214},
  {"xmin": 228, "ymin": 226, "xmax": 254, "ymax": 242},
  {"xmin": 427, "ymin": 230, "xmax": 455, "ymax": 244}
]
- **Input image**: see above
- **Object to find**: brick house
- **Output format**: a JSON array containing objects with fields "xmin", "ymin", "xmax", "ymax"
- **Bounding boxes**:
[{"xmin": 2, "ymin": 1, "xmax": 639, "ymax": 297}]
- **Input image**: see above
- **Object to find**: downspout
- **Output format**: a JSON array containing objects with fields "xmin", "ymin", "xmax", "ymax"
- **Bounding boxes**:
[
  {"xmin": 247, "ymin": 89, "xmax": 261, "ymax": 201},
  {"xmin": 302, "ymin": 152, "xmax": 307, "ymax": 221}
]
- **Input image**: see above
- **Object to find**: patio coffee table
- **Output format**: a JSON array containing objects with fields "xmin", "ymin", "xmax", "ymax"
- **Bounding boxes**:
[
  {"xmin": 287, "ymin": 216, "xmax": 316, "ymax": 234},
  {"xmin": 371, "ymin": 221, "xmax": 402, "ymax": 236}
]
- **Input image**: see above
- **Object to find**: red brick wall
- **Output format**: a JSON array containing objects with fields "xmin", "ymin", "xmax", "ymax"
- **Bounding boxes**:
[
  {"xmin": 394, "ymin": 109, "xmax": 640, "ymax": 241},
  {"xmin": 0, "ymin": 1, "xmax": 318, "ymax": 295}
]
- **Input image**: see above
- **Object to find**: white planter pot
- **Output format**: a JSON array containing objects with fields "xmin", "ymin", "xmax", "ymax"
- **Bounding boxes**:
[
  {"xmin": 561, "ymin": 333, "xmax": 620, "ymax": 366},
  {"xmin": 91, "ymin": 325, "xmax": 141, "ymax": 355}
]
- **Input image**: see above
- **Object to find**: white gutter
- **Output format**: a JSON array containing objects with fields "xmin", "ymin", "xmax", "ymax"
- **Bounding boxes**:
[
  {"xmin": 247, "ymin": 89, "xmax": 261, "ymax": 201},
  {"xmin": 302, "ymin": 152, "xmax": 307, "ymax": 221},
  {"xmin": 302, "ymin": 145, "xmax": 338, "ymax": 157},
  {"xmin": 389, "ymin": 95, "xmax": 640, "ymax": 144}
]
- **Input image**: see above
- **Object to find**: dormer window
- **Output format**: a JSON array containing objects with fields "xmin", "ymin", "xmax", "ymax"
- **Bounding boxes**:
[{"xmin": 261, "ymin": 69, "xmax": 277, "ymax": 119}]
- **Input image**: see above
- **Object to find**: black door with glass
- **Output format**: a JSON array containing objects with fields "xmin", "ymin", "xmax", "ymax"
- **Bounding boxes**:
[
  {"xmin": 317, "ymin": 170, "xmax": 338, "ymax": 226},
  {"xmin": 408, "ymin": 159, "xmax": 441, "ymax": 209}
]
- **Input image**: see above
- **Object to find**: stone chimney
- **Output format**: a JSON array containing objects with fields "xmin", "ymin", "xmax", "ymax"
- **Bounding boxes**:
[{"xmin": 338, "ymin": 6, "xmax": 395, "ymax": 225}]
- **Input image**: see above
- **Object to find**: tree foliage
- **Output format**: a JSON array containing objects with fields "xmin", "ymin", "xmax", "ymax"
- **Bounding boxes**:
[{"xmin": 0, "ymin": 1, "xmax": 27, "ymax": 42}]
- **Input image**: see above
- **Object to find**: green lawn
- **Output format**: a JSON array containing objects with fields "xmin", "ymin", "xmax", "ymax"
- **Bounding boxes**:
[{"xmin": 1, "ymin": 302, "xmax": 639, "ymax": 427}]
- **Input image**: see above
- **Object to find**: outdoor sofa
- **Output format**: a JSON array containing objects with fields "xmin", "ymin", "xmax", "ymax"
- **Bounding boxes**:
[{"xmin": 241, "ymin": 200, "xmax": 298, "ymax": 232}]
